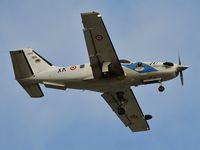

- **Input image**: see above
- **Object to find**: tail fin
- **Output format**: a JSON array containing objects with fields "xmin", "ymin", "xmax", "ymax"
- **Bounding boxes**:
[{"xmin": 10, "ymin": 48, "xmax": 53, "ymax": 97}]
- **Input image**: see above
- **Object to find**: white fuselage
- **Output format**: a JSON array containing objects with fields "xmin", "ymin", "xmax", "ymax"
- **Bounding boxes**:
[{"xmin": 25, "ymin": 61, "xmax": 179, "ymax": 92}]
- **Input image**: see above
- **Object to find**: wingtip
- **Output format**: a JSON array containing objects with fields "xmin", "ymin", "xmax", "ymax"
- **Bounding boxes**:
[{"xmin": 81, "ymin": 11, "xmax": 101, "ymax": 17}]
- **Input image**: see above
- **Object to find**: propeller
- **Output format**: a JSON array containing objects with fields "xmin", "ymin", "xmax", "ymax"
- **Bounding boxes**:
[
  {"xmin": 177, "ymin": 53, "xmax": 188, "ymax": 86},
  {"xmin": 178, "ymin": 55, "xmax": 184, "ymax": 85}
]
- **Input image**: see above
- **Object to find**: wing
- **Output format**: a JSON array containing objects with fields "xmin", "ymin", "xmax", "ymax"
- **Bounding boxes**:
[
  {"xmin": 101, "ymin": 88, "xmax": 150, "ymax": 132},
  {"xmin": 81, "ymin": 12, "xmax": 124, "ymax": 79}
]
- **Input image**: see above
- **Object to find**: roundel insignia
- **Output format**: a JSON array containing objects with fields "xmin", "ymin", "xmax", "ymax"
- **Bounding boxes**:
[
  {"xmin": 95, "ymin": 35, "xmax": 103, "ymax": 41},
  {"xmin": 70, "ymin": 66, "xmax": 77, "ymax": 71}
]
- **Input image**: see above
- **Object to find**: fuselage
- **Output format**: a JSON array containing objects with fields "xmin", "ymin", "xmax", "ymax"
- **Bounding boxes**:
[{"xmin": 25, "ymin": 60, "xmax": 182, "ymax": 92}]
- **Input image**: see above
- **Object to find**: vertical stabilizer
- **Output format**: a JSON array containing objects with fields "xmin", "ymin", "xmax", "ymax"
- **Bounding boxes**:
[{"xmin": 23, "ymin": 48, "xmax": 53, "ymax": 74}]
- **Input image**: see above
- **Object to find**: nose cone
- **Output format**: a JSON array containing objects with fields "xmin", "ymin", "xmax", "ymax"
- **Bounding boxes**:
[{"xmin": 177, "ymin": 65, "xmax": 189, "ymax": 72}]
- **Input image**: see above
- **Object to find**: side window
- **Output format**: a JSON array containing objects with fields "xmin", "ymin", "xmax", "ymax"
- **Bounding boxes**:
[{"xmin": 80, "ymin": 64, "xmax": 85, "ymax": 69}]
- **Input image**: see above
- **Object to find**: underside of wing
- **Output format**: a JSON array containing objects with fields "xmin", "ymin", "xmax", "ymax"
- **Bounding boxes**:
[
  {"xmin": 101, "ymin": 88, "xmax": 150, "ymax": 132},
  {"xmin": 81, "ymin": 11, "xmax": 124, "ymax": 79}
]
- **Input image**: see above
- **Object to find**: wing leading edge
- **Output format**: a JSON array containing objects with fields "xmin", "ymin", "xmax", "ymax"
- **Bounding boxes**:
[
  {"xmin": 101, "ymin": 88, "xmax": 150, "ymax": 132},
  {"xmin": 81, "ymin": 11, "xmax": 124, "ymax": 79}
]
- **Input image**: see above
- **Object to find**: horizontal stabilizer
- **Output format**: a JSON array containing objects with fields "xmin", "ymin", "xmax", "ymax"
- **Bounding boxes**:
[{"xmin": 19, "ymin": 82, "xmax": 44, "ymax": 98}]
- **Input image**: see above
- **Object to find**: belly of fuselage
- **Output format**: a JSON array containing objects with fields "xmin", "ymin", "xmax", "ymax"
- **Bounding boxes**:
[{"xmin": 57, "ymin": 68, "xmax": 176, "ymax": 92}]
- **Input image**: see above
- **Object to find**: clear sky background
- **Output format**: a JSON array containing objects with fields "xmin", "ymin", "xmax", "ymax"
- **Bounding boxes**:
[{"xmin": 0, "ymin": 0, "xmax": 199, "ymax": 150}]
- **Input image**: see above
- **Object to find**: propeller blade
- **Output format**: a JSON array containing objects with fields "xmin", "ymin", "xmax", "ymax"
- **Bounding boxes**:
[
  {"xmin": 178, "ymin": 54, "xmax": 181, "ymax": 65},
  {"xmin": 180, "ymin": 71, "xmax": 184, "ymax": 86}
]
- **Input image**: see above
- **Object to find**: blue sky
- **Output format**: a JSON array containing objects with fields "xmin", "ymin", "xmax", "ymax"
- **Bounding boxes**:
[{"xmin": 0, "ymin": 0, "xmax": 200, "ymax": 150}]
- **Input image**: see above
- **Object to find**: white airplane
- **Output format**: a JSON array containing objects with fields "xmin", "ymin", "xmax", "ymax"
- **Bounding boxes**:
[{"xmin": 10, "ymin": 11, "xmax": 188, "ymax": 132}]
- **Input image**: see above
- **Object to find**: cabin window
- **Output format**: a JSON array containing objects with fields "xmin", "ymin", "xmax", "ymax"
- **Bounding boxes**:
[
  {"xmin": 80, "ymin": 64, "xmax": 85, "ymax": 68},
  {"xmin": 137, "ymin": 62, "xmax": 143, "ymax": 67}
]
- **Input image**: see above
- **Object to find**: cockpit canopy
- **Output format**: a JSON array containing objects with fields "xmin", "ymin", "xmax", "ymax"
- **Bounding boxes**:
[{"xmin": 119, "ymin": 59, "xmax": 131, "ymax": 64}]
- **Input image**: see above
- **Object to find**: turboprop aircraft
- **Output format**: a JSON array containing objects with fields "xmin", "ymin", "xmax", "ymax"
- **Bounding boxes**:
[{"xmin": 10, "ymin": 11, "xmax": 188, "ymax": 132}]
